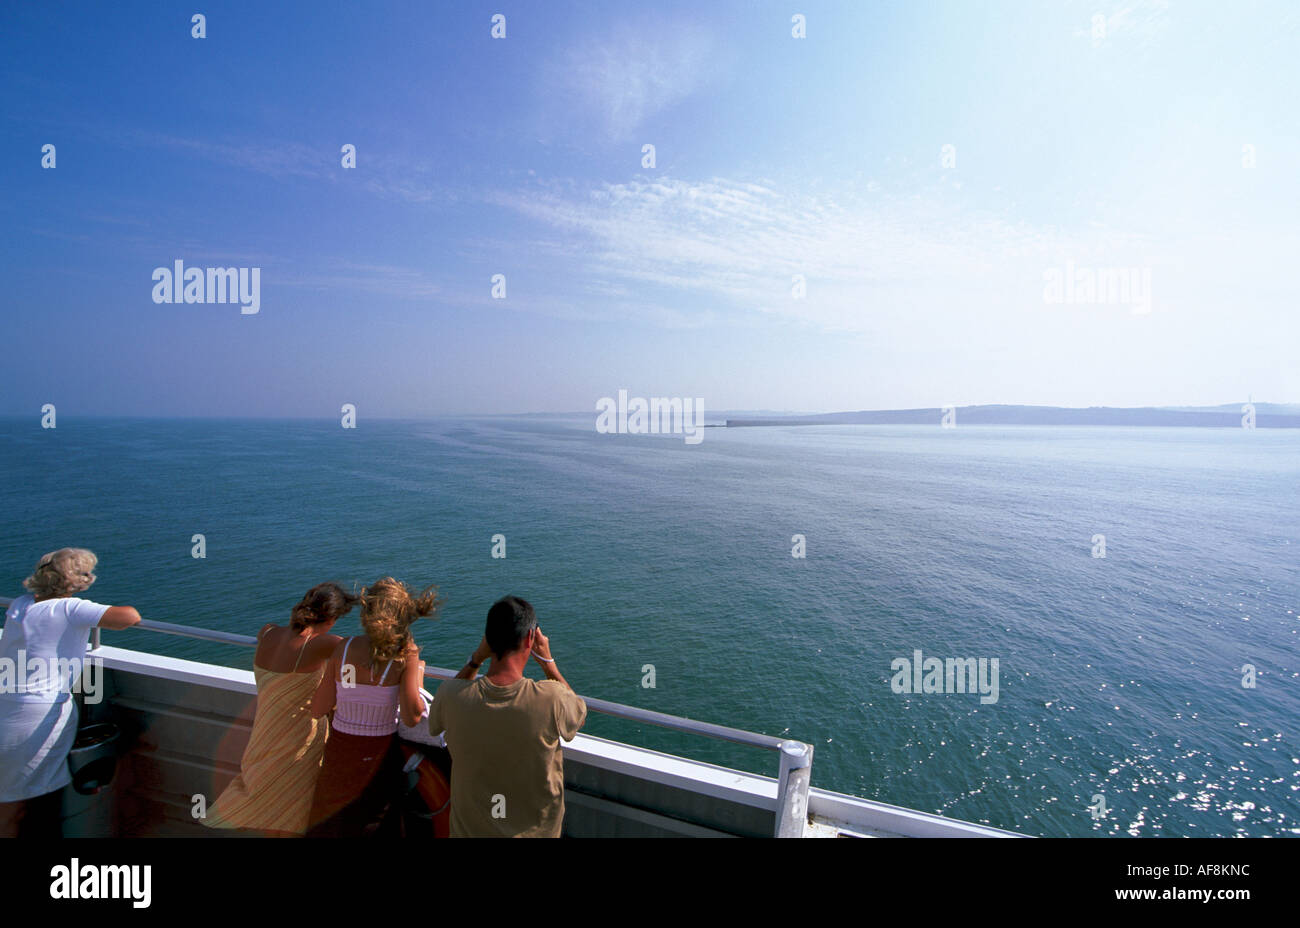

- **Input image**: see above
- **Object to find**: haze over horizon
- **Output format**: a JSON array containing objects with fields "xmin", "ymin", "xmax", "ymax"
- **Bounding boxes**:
[
  {"xmin": 4, "ymin": 1, "xmax": 1298, "ymax": 417},
  {"xmin": 3, "ymin": 398, "xmax": 1294, "ymax": 423}
]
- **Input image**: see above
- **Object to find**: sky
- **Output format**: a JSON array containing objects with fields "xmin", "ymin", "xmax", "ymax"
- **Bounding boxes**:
[{"xmin": 2, "ymin": 0, "xmax": 1298, "ymax": 417}]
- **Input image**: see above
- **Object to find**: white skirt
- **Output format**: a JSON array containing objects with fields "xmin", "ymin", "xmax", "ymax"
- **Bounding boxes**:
[{"xmin": 0, "ymin": 693, "xmax": 76, "ymax": 802}]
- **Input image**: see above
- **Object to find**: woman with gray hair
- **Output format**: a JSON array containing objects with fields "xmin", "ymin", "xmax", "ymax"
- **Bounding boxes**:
[{"xmin": 0, "ymin": 548, "xmax": 142, "ymax": 836}]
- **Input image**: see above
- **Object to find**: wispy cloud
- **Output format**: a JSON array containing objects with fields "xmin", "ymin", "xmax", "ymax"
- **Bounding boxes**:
[
  {"xmin": 1073, "ymin": 0, "xmax": 1172, "ymax": 44},
  {"xmin": 94, "ymin": 126, "xmax": 450, "ymax": 204},
  {"xmin": 542, "ymin": 20, "xmax": 718, "ymax": 141},
  {"xmin": 120, "ymin": 130, "xmax": 333, "ymax": 180},
  {"xmin": 275, "ymin": 261, "xmax": 442, "ymax": 300},
  {"xmin": 487, "ymin": 176, "xmax": 1167, "ymax": 333}
]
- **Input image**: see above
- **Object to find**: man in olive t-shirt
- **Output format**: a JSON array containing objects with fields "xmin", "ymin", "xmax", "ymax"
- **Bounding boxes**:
[{"xmin": 428, "ymin": 595, "xmax": 586, "ymax": 837}]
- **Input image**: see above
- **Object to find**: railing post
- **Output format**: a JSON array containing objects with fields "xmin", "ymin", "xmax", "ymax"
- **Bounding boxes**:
[
  {"xmin": 774, "ymin": 739, "xmax": 813, "ymax": 838},
  {"xmin": 90, "ymin": 627, "xmax": 101, "ymax": 650}
]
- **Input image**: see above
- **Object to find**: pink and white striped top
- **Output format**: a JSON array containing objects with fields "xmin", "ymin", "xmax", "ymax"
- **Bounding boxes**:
[{"xmin": 331, "ymin": 637, "xmax": 401, "ymax": 737}]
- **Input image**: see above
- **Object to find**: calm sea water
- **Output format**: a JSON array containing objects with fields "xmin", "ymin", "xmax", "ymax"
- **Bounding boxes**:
[{"xmin": 2, "ymin": 416, "xmax": 1297, "ymax": 837}]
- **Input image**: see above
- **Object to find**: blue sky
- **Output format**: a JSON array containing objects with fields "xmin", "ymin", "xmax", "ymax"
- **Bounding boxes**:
[{"xmin": 2, "ymin": 0, "xmax": 1297, "ymax": 416}]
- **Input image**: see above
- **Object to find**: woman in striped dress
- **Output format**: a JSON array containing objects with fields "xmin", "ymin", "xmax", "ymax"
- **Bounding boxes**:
[{"xmin": 203, "ymin": 583, "xmax": 358, "ymax": 836}]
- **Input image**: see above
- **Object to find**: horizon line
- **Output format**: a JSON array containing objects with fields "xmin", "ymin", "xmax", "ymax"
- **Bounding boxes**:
[{"xmin": 1, "ymin": 399, "xmax": 1294, "ymax": 422}]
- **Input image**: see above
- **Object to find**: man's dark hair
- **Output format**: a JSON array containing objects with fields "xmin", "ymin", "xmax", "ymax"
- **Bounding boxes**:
[{"xmin": 485, "ymin": 595, "xmax": 536, "ymax": 657}]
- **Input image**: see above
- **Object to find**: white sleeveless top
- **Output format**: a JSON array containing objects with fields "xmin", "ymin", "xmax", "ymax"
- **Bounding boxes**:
[{"xmin": 331, "ymin": 637, "xmax": 401, "ymax": 737}]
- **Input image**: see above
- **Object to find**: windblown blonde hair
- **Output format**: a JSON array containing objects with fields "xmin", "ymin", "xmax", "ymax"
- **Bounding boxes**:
[
  {"xmin": 359, "ymin": 577, "xmax": 442, "ymax": 662},
  {"xmin": 24, "ymin": 548, "xmax": 98, "ymax": 599}
]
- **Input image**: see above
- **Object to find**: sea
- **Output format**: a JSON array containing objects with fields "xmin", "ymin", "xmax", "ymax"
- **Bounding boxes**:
[{"xmin": 2, "ymin": 415, "xmax": 1296, "ymax": 837}]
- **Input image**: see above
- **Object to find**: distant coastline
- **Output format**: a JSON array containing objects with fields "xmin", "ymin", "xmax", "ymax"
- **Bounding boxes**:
[{"xmin": 726, "ymin": 403, "xmax": 1300, "ymax": 429}]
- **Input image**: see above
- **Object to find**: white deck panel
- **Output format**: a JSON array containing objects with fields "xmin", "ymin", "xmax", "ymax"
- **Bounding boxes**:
[{"xmin": 0, "ymin": 628, "xmax": 1022, "ymax": 837}]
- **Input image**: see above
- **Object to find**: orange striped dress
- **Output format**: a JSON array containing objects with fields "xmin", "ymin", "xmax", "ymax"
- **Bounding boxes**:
[{"xmin": 203, "ymin": 662, "xmax": 328, "ymax": 834}]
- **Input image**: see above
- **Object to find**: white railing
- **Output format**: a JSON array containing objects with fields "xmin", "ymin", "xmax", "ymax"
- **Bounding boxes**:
[{"xmin": 1, "ymin": 599, "xmax": 814, "ymax": 836}]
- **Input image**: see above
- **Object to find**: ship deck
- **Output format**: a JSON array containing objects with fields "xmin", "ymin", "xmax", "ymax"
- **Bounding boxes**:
[{"xmin": 1, "ymin": 605, "xmax": 1021, "ymax": 838}]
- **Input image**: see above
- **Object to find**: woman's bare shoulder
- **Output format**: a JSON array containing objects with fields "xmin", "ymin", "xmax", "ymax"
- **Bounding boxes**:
[{"xmin": 311, "ymin": 633, "xmax": 345, "ymax": 658}]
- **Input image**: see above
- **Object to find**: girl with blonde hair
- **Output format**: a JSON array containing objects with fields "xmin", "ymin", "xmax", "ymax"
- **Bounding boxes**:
[
  {"xmin": 306, "ymin": 577, "xmax": 440, "ymax": 836},
  {"xmin": 0, "ymin": 549, "xmax": 141, "ymax": 836}
]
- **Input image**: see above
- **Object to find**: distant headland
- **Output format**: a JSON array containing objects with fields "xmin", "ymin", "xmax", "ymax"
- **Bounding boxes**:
[{"xmin": 725, "ymin": 403, "xmax": 1300, "ymax": 429}]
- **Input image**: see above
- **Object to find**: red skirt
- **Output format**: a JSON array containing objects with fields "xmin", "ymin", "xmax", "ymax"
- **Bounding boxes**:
[{"xmin": 305, "ymin": 730, "xmax": 399, "ymax": 837}]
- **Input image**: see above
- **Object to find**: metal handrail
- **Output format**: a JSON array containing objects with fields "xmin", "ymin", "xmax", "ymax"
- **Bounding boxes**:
[
  {"xmin": 0, "ymin": 600, "xmax": 796, "ymax": 754},
  {"xmin": 132, "ymin": 617, "xmax": 264, "ymax": 649},
  {"xmin": 1, "ymin": 596, "xmax": 814, "ymax": 835}
]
